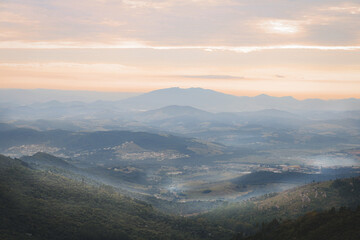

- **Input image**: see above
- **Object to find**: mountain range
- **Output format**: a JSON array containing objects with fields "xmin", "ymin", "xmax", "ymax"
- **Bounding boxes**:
[{"xmin": 1, "ymin": 88, "xmax": 360, "ymax": 117}]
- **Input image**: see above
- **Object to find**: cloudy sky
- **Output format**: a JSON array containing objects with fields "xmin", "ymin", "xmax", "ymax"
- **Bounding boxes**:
[{"xmin": 1, "ymin": 0, "xmax": 360, "ymax": 99}]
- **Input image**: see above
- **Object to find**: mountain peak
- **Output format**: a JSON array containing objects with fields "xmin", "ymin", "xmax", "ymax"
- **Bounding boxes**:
[
  {"xmin": 147, "ymin": 105, "xmax": 210, "ymax": 115},
  {"xmin": 121, "ymin": 87, "xmax": 240, "ymax": 112},
  {"xmin": 147, "ymin": 87, "xmax": 219, "ymax": 95},
  {"xmin": 119, "ymin": 88, "xmax": 360, "ymax": 112},
  {"xmin": 255, "ymin": 94, "xmax": 271, "ymax": 98}
]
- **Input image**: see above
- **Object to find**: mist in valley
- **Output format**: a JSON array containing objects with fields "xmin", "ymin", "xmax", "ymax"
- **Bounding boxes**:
[
  {"xmin": 1, "ymin": 88, "xmax": 360, "ymax": 213},
  {"xmin": 2, "ymin": 0, "xmax": 360, "ymax": 238}
]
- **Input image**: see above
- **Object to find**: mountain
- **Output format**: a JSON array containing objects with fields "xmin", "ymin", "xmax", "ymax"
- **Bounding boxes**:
[
  {"xmin": 239, "ymin": 206, "xmax": 360, "ymax": 240},
  {"xmin": 139, "ymin": 105, "xmax": 214, "ymax": 121},
  {"xmin": 120, "ymin": 87, "xmax": 244, "ymax": 112},
  {"xmin": 131, "ymin": 106, "xmax": 308, "ymax": 134},
  {"xmin": 130, "ymin": 105, "xmax": 225, "ymax": 133},
  {"xmin": 1, "ymin": 88, "xmax": 360, "ymax": 151},
  {"xmin": 200, "ymin": 176, "xmax": 360, "ymax": 235},
  {"xmin": 0, "ymin": 154, "xmax": 232, "ymax": 240},
  {"xmin": 0, "ymin": 128, "xmax": 224, "ymax": 161},
  {"xmin": 119, "ymin": 88, "xmax": 360, "ymax": 113},
  {"xmin": 0, "ymin": 88, "xmax": 140, "ymax": 104},
  {"xmin": 0, "ymin": 100, "xmax": 123, "ymax": 121},
  {"xmin": 2, "ymin": 88, "xmax": 360, "ymax": 120},
  {"xmin": 2, "ymin": 88, "xmax": 360, "ymax": 126},
  {"xmin": 2, "ymin": 154, "xmax": 359, "ymax": 240},
  {"xmin": 20, "ymin": 152, "xmax": 77, "ymax": 171},
  {"xmin": 0, "ymin": 123, "xmax": 15, "ymax": 131},
  {"xmin": 230, "ymin": 109, "xmax": 307, "ymax": 128}
]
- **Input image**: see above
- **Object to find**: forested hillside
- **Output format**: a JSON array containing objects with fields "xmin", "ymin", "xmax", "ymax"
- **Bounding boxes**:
[
  {"xmin": 198, "ymin": 176, "xmax": 360, "ymax": 235},
  {"xmin": 1, "ymin": 153, "xmax": 360, "ymax": 240},
  {"xmin": 235, "ymin": 207, "xmax": 360, "ymax": 240},
  {"xmin": 0, "ymin": 155, "xmax": 231, "ymax": 240}
]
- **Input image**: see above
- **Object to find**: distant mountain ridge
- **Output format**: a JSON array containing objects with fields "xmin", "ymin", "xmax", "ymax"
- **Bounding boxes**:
[
  {"xmin": 0, "ymin": 128, "xmax": 224, "ymax": 160},
  {"xmin": 0, "ymin": 88, "xmax": 140, "ymax": 104},
  {"xmin": 119, "ymin": 87, "xmax": 360, "ymax": 112},
  {"xmin": 1, "ymin": 87, "xmax": 360, "ymax": 138},
  {"xmin": 120, "ymin": 87, "xmax": 243, "ymax": 112},
  {"xmin": 1, "ymin": 87, "xmax": 359, "ymax": 114}
]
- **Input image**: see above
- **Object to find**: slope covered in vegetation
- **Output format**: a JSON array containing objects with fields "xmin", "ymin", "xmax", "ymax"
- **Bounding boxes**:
[
  {"xmin": 2, "ymin": 152, "xmax": 360, "ymax": 240},
  {"xmin": 198, "ymin": 176, "xmax": 360, "ymax": 235},
  {"xmin": 235, "ymin": 206, "xmax": 360, "ymax": 240},
  {"xmin": 0, "ymin": 155, "xmax": 231, "ymax": 240}
]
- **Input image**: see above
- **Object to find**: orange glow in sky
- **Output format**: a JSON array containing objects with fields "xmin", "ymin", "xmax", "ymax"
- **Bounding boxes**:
[{"xmin": 1, "ymin": 0, "xmax": 360, "ymax": 99}]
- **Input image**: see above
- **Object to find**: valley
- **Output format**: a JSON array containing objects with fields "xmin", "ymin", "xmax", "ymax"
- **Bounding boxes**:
[
  {"xmin": 1, "ymin": 127, "xmax": 359, "ymax": 214},
  {"xmin": 3, "ymin": 0, "xmax": 360, "ymax": 238},
  {"xmin": 1, "ymin": 88, "xmax": 360, "ymax": 239}
]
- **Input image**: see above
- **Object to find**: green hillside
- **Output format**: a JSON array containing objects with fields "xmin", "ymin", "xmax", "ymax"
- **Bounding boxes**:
[
  {"xmin": 0, "ymin": 155, "xmax": 231, "ymax": 240},
  {"xmin": 198, "ymin": 176, "xmax": 360, "ymax": 235},
  {"xmin": 20, "ymin": 152, "xmax": 76, "ymax": 170},
  {"xmin": 2, "ymin": 152, "xmax": 360, "ymax": 240},
  {"xmin": 236, "ymin": 206, "xmax": 360, "ymax": 240}
]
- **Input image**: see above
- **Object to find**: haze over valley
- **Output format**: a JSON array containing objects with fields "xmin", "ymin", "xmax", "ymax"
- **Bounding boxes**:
[
  {"xmin": 1, "ymin": 88, "xmax": 360, "ymax": 210},
  {"xmin": 1, "ymin": 0, "xmax": 360, "ymax": 239}
]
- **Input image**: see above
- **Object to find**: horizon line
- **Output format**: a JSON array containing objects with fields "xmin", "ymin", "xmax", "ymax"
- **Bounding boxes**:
[{"xmin": 1, "ymin": 87, "xmax": 359, "ymax": 101}]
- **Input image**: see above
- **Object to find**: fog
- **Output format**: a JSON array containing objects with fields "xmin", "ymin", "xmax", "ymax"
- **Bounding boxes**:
[{"xmin": 1, "ymin": 87, "xmax": 360, "ymax": 214}]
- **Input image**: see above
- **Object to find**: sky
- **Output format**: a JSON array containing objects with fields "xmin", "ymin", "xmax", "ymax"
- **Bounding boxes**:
[{"xmin": 0, "ymin": 0, "xmax": 360, "ymax": 99}]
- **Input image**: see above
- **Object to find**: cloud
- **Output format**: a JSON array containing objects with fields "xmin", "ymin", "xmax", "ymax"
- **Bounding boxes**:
[
  {"xmin": 121, "ymin": 0, "xmax": 239, "ymax": 9},
  {"xmin": 0, "ymin": 11, "xmax": 38, "ymax": 25},
  {"xmin": 0, "ymin": 31, "xmax": 21, "ymax": 39},
  {"xmin": 323, "ymin": 4, "xmax": 360, "ymax": 15},
  {"xmin": 99, "ymin": 19, "xmax": 126, "ymax": 27},
  {"xmin": 0, "ymin": 0, "xmax": 359, "ymax": 99},
  {"xmin": 180, "ymin": 75, "xmax": 244, "ymax": 79},
  {"xmin": 1, "ymin": 40, "xmax": 359, "ymax": 53},
  {"xmin": 0, "ymin": 62, "xmax": 136, "ymax": 73},
  {"xmin": 259, "ymin": 19, "xmax": 304, "ymax": 35},
  {"xmin": 1, "ymin": 0, "xmax": 360, "ymax": 46},
  {"xmin": 306, "ymin": 79, "xmax": 360, "ymax": 84}
]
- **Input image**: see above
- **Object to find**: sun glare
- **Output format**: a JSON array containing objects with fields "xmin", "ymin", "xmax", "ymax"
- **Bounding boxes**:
[{"xmin": 260, "ymin": 20, "xmax": 301, "ymax": 34}]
